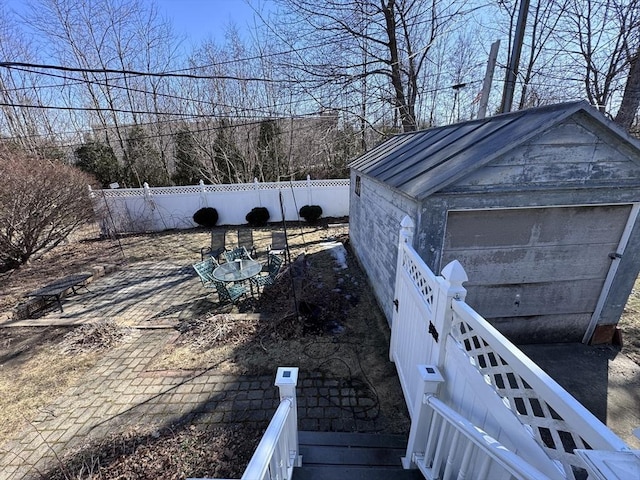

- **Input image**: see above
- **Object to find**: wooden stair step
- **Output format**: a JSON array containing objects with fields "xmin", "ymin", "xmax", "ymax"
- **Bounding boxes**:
[
  {"xmin": 292, "ymin": 466, "xmax": 424, "ymax": 480},
  {"xmin": 298, "ymin": 431, "xmax": 408, "ymax": 449},
  {"xmin": 294, "ymin": 431, "xmax": 420, "ymax": 480}
]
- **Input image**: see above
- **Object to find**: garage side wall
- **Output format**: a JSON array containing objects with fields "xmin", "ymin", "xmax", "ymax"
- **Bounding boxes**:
[{"xmin": 349, "ymin": 170, "xmax": 419, "ymax": 324}]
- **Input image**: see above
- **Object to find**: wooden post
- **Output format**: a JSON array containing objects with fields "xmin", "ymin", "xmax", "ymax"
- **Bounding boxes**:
[
  {"xmin": 501, "ymin": 0, "xmax": 530, "ymax": 113},
  {"xmin": 478, "ymin": 40, "xmax": 500, "ymax": 119}
]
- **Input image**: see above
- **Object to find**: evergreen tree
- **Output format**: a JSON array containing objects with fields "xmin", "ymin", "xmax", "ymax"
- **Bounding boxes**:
[
  {"xmin": 172, "ymin": 128, "xmax": 201, "ymax": 185},
  {"xmin": 213, "ymin": 120, "xmax": 244, "ymax": 183},
  {"xmin": 255, "ymin": 119, "xmax": 286, "ymax": 182},
  {"xmin": 125, "ymin": 126, "xmax": 169, "ymax": 187},
  {"xmin": 74, "ymin": 141, "xmax": 121, "ymax": 188}
]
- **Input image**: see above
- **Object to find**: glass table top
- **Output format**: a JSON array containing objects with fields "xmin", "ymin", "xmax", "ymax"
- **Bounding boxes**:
[{"xmin": 212, "ymin": 259, "xmax": 262, "ymax": 282}]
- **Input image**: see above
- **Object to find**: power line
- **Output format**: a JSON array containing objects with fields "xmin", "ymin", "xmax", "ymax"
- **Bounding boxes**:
[{"xmin": 0, "ymin": 61, "xmax": 280, "ymax": 82}]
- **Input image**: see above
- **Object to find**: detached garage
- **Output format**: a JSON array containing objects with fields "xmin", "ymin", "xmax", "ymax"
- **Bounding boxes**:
[{"xmin": 349, "ymin": 101, "xmax": 640, "ymax": 344}]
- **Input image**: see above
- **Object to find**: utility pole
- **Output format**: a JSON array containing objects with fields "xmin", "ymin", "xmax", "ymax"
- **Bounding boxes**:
[
  {"xmin": 478, "ymin": 40, "xmax": 501, "ymax": 119},
  {"xmin": 501, "ymin": 0, "xmax": 530, "ymax": 113}
]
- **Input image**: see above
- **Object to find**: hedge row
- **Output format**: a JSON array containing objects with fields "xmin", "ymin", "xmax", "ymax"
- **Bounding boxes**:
[{"xmin": 192, "ymin": 204, "xmax": 324, "ymax": 227}]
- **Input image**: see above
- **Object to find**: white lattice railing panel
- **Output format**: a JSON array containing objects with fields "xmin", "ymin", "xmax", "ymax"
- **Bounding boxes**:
[
  {"xmin": 399, "ymin": 243, "xmax": 437, "ymax": 314},
  {"xmin": 450, "ymin": 300, "xmax": 629, "ymax": 480}
]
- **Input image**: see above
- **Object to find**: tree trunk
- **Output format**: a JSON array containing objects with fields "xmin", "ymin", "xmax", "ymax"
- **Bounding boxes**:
[
  {"xmin": 382, "ymin": 0, "xmax": 416, "ymax": 132},
  {"xmin": 614, "ymin": 46, "xmax": 640, "ymax": 131}
]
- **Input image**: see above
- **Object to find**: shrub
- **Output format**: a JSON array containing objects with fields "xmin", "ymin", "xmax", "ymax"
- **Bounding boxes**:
[
  {"xmin": 0, "ymin": 146, "xmax": 95, "ymax": 272},
  {"xmin": 245, "ymin": 207, "xmax": 270, "ymax": 227},
  {"xmin": 299, "ymin": 205, "xmax": 323, "ymax": 223},
  {"xmin": 193, "ymin": 207, "xmax": 219, "ymax": 228}
]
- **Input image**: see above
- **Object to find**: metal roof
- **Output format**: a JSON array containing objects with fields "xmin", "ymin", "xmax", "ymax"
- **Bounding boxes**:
[{"xmin": 350, "ymin": 101, "xmax": 640, "ymax": 200}]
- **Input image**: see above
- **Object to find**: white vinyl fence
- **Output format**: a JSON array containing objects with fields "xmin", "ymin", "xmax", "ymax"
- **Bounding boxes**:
[{"xmin": 89, "ymin": 177, "xmax": 349, "ymax": 234}]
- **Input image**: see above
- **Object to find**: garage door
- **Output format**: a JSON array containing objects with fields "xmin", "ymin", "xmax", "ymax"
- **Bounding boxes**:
[{"xmin": 441, "ymin": 205, "xmax": 633, "ymax": 342}]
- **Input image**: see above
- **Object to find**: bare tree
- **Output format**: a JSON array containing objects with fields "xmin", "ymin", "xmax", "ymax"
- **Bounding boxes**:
[
  {"xmin": 559, "ymin": 0, "xmax": 640, "ymax": 114},
  {"xmin": 0, "ymin": 5, "xmax": 63, "ymax": 153},
  {"xmin": 268, "ymin": 0, "xmax": 472, "ymax": 133},
  {"xmin": 615, "ymin": 44, "xmax": 640, "ymax": 130},
  {"xmin": 24, "ymin": 0, "xmax": 181, "ymax": 184}
]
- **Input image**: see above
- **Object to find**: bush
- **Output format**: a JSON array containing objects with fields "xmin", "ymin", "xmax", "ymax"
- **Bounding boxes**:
[
  {"xmin": 193, "ymin": 207, "xmax": 219, "ymax": 228},
  {"xmin": 0, "ymin": 146, "xmax": 95, "ymax": 272},
  {"xmin": 299, "ymin": 205, "xmax": 323, "ymax": 223},
  {"xmin": 245, "ymin": 207, "xmax": 270, "ymax": 227}
]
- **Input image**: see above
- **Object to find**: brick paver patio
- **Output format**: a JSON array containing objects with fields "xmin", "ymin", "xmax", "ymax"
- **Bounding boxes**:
[{"xmin": 0, "ymin": 250, "xmax": 402, "ymax": 479}]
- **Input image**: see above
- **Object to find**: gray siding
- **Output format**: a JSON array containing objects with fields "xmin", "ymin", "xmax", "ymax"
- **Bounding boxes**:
[
  {"xmin": 349, "ymin": 170, "xmax": 419, "ymax": 324},
  {"xmin": 454, "ymin": 119, "xmax": 640, "ymax": 191}
]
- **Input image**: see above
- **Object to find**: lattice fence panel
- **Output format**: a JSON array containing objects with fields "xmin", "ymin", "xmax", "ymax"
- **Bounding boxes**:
[
  {"xmin": 451, "ymin": 319, "xmax": 589, "ymax": 480},
  {"xmin": 400, "ymin": 244, "xmax": 436, "ymax": 314}
]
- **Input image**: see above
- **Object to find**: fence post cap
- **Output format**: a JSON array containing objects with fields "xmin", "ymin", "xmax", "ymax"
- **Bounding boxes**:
[
  {"xmin": 441, "ymin": 260, "xmax": 468, "ymax": 285},
  {"xmin": 400, "ymin": 215, "xmax": 415, "ymax": 230},
  {"xmin": 275, "ymin": 367, "xmax": 299, "ymax": 387}
]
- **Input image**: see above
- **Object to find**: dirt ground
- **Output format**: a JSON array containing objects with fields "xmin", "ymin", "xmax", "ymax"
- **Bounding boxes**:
[{"xmin": 2, "ymin": 220, "xmax": 640, "ymax": 478}]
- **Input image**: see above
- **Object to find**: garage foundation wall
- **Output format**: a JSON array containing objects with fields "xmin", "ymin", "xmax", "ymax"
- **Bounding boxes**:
[{"xmin": 349, "ymin": 171, "xmax": 419, "ymax": 324}]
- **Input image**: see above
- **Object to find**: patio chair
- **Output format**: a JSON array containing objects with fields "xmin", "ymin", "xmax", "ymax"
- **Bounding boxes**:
[
  {"xmin": 251, "ymin": 254, "xmax": 283, "ymax": 292},
  {"xmin": 238, "ymin": 228, "xmax": 257, "ymax": 257},
  {"xmin": 268, "ymin": 231, "xmax": 289, "ymax": 264},
  {"xmin": 200, "ymin": 229, "xmax": 227, "ymax": 261},
  {"xmin": 212, "ymin": 279, "xmax": 247, "ymax": 304},
  {"xmin": 224, "ymin": 246, "xmax": 252, "ymax": 262},
  {"xmin": 192, "ymin": 258, "xmax": 220, "ymax": 287}
]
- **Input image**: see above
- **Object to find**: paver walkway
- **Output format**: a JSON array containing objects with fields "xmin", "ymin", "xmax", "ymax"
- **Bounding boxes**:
[
  {"xmin": 5, "ymin": 262, "xmax": 216, "ymax": 327},
  {"xmin": 0, "ymin": 329, "xmax": 397, "ymax": 479}
]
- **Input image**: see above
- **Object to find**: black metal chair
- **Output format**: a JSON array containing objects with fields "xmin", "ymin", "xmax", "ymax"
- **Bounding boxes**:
[
  {"xmin": 224, "ymin": 246, "xmax": 252, "ymax": 262},
  {"xmin": 238, "ymin": 228, "xmax": 257, "ymax": 257},
  {"xmin": 251, "ymin": 254, "xmax": 283, "ymax": 292},
  {"xmin": 200, "ymin": 229, "xmax": 227, "ymax": 261},
  {"xmin": 212, "ymin": 279, "xmax": 247, "ymax": 304}
]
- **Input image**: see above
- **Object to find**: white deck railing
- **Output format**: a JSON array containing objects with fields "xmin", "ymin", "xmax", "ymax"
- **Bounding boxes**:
[
  {"xmin": 241, "ymin": 398, "xmax": 299, "ymax": 480},
  {"xmin": 450, "ymin": 299, "xmax": 629, "ymax": 478},
  {"xmin": 416, "ymin": 395, "xmax": 554, "ymax": 480},
  {"xmin": 389, "ymin": 216, "xmax": 635, "ymax": 480},
  {"xmin": 190, "ymin": 367, "xmax": 300, "ymax": 480}
]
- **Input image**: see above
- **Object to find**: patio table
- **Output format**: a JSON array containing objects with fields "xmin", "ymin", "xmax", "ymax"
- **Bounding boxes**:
[
  {"xmin": 212, "ymin": 259, "xmax": 262, "ymax": 294},
  {"xmin": 26, "ymin": 272, "xmax": 92, "ymax": 313},
  {"xmin": 213, "ymin": 259, "xmax": 262, "ymax": 282}
]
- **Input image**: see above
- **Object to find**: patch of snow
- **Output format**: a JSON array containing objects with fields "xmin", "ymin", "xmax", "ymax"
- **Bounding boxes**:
[{"xmin": 320, "ymin": 242, "xmax": 348, "ymax": 270}]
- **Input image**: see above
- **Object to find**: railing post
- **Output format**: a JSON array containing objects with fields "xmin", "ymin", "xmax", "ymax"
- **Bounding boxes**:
[
  {"xmin": 402, "ymin": 365, "xmax": 444, "ymax": 469},
  {"xmin": 390, "ymin": 216, "xmax": 415, "ymax": 362},
  {"xmin": 275, "ymin": 367, "xmax": 302, "ymax": 468},
  {"xmin": 399, "ymin": 215, "xmax": 415, "ymax": 245},
  {"xmin": 433, "ymin": 260, "xmax": 468, "ymax": 367}
]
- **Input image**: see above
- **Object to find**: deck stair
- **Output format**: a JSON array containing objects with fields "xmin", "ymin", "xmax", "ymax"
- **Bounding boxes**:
[{"xmin": 292, "ymin": 431, "xmax": 422, "ymax": 480}]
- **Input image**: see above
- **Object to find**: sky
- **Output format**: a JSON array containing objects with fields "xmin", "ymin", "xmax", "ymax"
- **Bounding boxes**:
[
  {"xmin": 4, "ymin": 0, "xmax": 263, "ymax": 47},
  {"xmin": 154, "ymin": 0, "xmax": 262, "ymax": 46}
]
